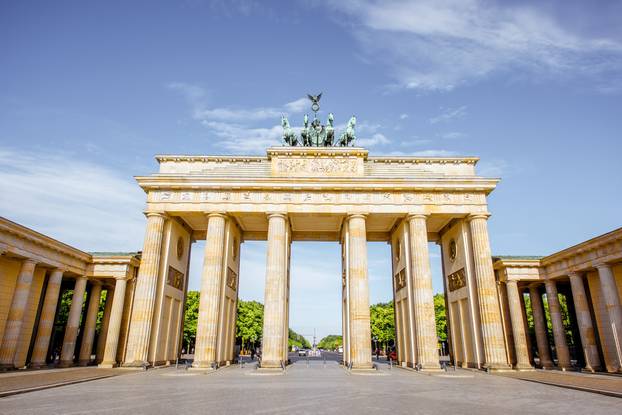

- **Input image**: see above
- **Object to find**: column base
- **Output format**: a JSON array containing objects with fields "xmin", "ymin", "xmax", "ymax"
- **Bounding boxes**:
[
  {"xmin": 122, "ymin": 360, "xmax": 150, "ymax": 368},
  {"xmin": 418, "ymin": 364, "xmax": 444, "ymax": 372},
  {"xmin": 57, "ymin": 361, "xmax": 75, "ymax": 368},
  {"xmin": 483, "ymin": 363, "xmax": 513, "ymax": 372},
  {"xmin": 259, "ymin": 360, "xmax": 283, "ymax": 369},
  {"xmin": 98, "ymin": 361, "xmax": 119, "ymax": 369},
  {"xmin": 78, "ymin": 360, "xmax": 92, "ymax": 367},
  {"xmin": 191, "ymin": 361, "xmax": 217, "ymax": 370},
  {"xmin": 29, "ymin": 362, "xmax": 48, "ymax": 369},
  {"xmin": 513, "ymin": 363, "xmax": 535, "ymax": 371},
  {"xmin": 350, "ymin": 363, "xmax": 374, "ymax": 370},
  {"xmin": 0, "ymin": 363, "xmax": 16, "ymax": 370}
]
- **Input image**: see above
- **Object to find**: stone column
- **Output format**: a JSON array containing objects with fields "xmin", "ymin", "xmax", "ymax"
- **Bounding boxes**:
[
  {"xmin": 124, "ymin": 212, "xmax": 166, "ymax": 366},
  {"xmin": 544, "ymin": 280, "xmax": 571, "ymax": 370},
  {"xmin": 78, "ymin": 282, "xmax": 102, "ymax": 365},
  {"xmin": 59, "ymin": 276, "xmax": 88, "ymax": 367},
  {"xmin": 568, "ymin": 272, "xmax": 601, "ymax": 372},
  {"xmin": 506, "ymin": 280, "xmax": 532, "ymax": 369},
  {"xmin": 407, "ymin": 214, "xmax": 440, "ymax": 370},
  {"xmin": 348, "ymin": 214, "xmax": 373, "ymax": 369},
  {"xmin": 193, "ymin": 213, "xmax": 227, "ymax": 368},
  {"xmin": 261, "ymin": 213, "xmax": 288, "ymax": 369},
  {"xmin": 0, "ymin": 259, "xmax": 37, "ymax": 368},
  {"xmin": 467, "ymin": 214, "xmax": 509, "ymax": 370},
  {"xmin": 96, "ymin": 287, "xmax": 114, "ymax": 363},
  {"xmin": 100, "ymin": 278, "xmax": 128, "ymax": 368},
  {"xmin": 529, "ymin": 286, "xmax": 553, "ymax": 368},
  {"xmin": 31, "ymin": 268, "xmax": 65, "ymax": 368},
  {"xmin": 596, "ymin": 262, "xmax": 622, "ymax": 371}
]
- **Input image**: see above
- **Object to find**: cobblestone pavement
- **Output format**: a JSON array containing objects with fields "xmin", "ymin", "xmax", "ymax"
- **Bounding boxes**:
[
  {"xmin": 0, "ymin": 360, "xmax": 620, "ymax": 415},
  {"xmin": 496, "ymin": 369, "xmax": 622, "ymax": 397},
  {"xmin": 0, "ymin": 367, "xmax": 131, "ymax": 396}
]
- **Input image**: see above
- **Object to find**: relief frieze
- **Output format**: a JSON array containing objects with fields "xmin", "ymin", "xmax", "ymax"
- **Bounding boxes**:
[
  {"xmin": 275, "ymin": 157, "xmax": 358, "ymax": 176},
  {"xmin": 447, "ymin": 268, "xmax": 467, "ymax": 292},
  {"xmin": 149, "ymin": 190, "xmax": 486, "ymax": 205}
]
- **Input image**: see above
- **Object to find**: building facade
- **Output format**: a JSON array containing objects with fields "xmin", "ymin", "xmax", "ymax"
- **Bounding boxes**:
[
  {"xmin": 494, "ymin": 228, "xmax": 622, "ymax": 373},
  {"xmin": 1, "ymin": 146, "xmax": 620, "ymax": 374},
  {"xmin": 0, "ymin": 217, "xmax": 139, "ymax": 369}
]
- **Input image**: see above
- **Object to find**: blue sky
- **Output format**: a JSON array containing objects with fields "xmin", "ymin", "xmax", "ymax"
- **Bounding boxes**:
[{"xmin": 1, "ymin": 0, "xmax": 621, "ymax": 343}]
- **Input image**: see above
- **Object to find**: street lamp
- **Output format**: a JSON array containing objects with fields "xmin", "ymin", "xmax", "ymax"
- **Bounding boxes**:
[{"xmin": 373, "ymin": 336, "xmax": 378, "ymax": 360}]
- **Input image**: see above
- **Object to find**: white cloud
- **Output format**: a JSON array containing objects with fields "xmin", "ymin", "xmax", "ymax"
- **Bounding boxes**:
[
  {"xmin": 412, "ymin": 149, "xmax": 458, "ymax": 157},
  {"xmin": 284, "ymin": 98, "xmax": 309, "ymax": 113},
  {"xmin": 439, "ymin": 131, "xmax": 467, "ymax": 139},
  {"xmin": 399, "ymin": 113, "xmax": 409, "ymax": 120},
  {"xmin": 357, "ymin": 133, "xmax": 390, "ymax": 147},
  {"xmin": 0, "ymin": 148, "xmax": 145, "ymax": 251},
  {"xmin": 326, "ymin": 0, "xmax": 622, "ymax": 91},
  {"xmin": 429, "ymin": 106, "xmax": 467, "ymax": 124}
]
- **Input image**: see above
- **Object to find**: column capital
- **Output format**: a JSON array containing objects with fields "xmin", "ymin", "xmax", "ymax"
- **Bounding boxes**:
[
  {"xmin": 266, "ymin": 212, "xmax": 288, "ymax": 220},
  {"xmin": 568, "ymin": 271, "xmax": 584, "ymax": 279},
  {"xmin": 22, "ymin": 258, "xmax": 38, "ymax": 267},
  {"xmin": 144, "ymin": 211, "xmax": 167, "ymax": 219},
  {"xmin": 347, "ymin": 213, "xmax": 368, "ymax": 221},
  {"xmin": 594, "ymin": 261, "xmax": 611, "ymax": 270},
  {"xmin": 114, "ymin": 275, "xmax": 132, "ymax": 281},
  {"xmin": 506, "ymin": 279, "xmax": 519, "ymax": 287},
  {"xmin": 90, "ymin": 279, "xmax": 103, "ymax": 286},
  {"xmin": 467, "ymin": 213, "xmax": 491, "ymax": 222},
  {"xmin": 205, "ymin": 212, "xmax": 228, "ymax": 220},
  {"xmin": 406, "ymin": 213, "xmax": 429, "ymax": 221}
]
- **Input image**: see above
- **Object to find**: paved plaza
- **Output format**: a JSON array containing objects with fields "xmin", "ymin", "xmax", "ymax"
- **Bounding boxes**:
[{"xmin": 1, "ymin": 358, "xmax": 620, "ymax": 415}]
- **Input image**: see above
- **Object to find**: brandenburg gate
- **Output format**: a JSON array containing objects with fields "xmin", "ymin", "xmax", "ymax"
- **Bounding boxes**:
[{"xmin": 122, "ymin": 143, "xmax": 510, "ymax": 371}]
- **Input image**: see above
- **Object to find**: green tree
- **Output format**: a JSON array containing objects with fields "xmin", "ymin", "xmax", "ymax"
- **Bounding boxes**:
[
  {"xmin": 370, "ymin": 301, "xmax": 395, "ymax": 351},
  {"xmin": 183, "ymin": 291, "xmax": 200, "ymax": 352},
  {"xmin": 236, "ymin": 300, "xmax": 264, "ymax": 351},
  {"xmin": 433, "ymin": 293, "xmax": 447, "ymax": 342},
  {"xmin": 288, "ymin": 328, "xmax": 311, "ymax": 349},
  {"xmin": 317, "ymin": 335, "xmax": 342, "ymax": 350}
]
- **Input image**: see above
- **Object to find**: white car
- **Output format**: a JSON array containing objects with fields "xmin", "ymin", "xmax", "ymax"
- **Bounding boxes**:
[{"xmin": 298, "ymin": 349, "xmax": 308, "ymax": 356}]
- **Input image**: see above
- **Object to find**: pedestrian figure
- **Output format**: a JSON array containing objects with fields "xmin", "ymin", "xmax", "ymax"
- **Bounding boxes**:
[
  {"xmin": 376, "ymin": 348, "xmax": 380, "ymax": 361},
  {"xmin": 250, "ymin": 347, "xmax": 256, "ymax": 361}
]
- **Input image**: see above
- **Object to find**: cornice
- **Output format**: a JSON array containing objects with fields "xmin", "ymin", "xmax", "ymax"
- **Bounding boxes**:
[
  {"xmin": 0, "ymin": 216, "xmax": 91, "ymax": 263},
  {"xmin": 540, "ymin": 227, "xmax": 622, "ymax": 267},
  {"xmin": 135, "ymin": 176, "xmax": 499, "ymax": 193}
]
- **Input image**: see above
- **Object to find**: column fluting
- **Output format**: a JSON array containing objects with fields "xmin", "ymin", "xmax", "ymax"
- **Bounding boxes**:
[
  {"xmin": 596, "ymin": 263, "xmax": 622, "ymax": 372},
  {"xmin": 96, "ymin": 287, "xmax": 114, "ymax": 363},
  {"xmin": 544, "ymin": 280, "xmax": 571, "ymax": 369},
  {"xmin": 505, "ymin": 280, "xmax": 532, "ymax": 369},
  {"xmin": 568, "ymin": 272, "xmax": 601, "ymax": 372},
  {"xmin": 99, "ymin": 278, "xmax": 128, "ymax": 368},
  {"xmin": 59, "ymin": 276, "xmax": 88, "ymax": 367},
  {"xmin": 30, "ymin": 269, "xmax": 64, "ymax": 367},
  {"xmin": 407, "ymin": 214, "xmax": 440, "ymax": 370},
  {"xmin": 467, "ymin": 214, "xmax": 509, "ymax": 369},
  {"xmin": 124, "ymin": 212, "xmax": 166, "ymax": 366},
  {"xmin": 260, "ymin": 213, "xmax": 288, "ymax": 368},
  {"xmin": 193, "ymin": 213, "xmax": 227, "ymax": 368},
  {"xmin": 529, "ymin": 286, "xmax": 553, "ymax": 368},
  {"xmin": 78, "ymin": 283, "xmax": 102, "ymax": 365},
  {"xmin": 348, "ymin": 214, "xmax": 373, "ymax": 369},
  {"xmin": 0, "ymin": 259, "xmax": 37, "ymax": 368}
]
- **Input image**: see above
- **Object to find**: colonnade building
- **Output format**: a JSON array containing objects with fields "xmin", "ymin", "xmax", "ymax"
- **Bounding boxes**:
[
  {"xmin": 494, "ymin": 227, "xmax": 622, "ymax": 373},
  {"xmin": 0, "ymin": 147, "xmax": 620, "ymax": 374},
  {"xmin": 0, "ymin": 217, "xmax": 140, "ymax": 369}
]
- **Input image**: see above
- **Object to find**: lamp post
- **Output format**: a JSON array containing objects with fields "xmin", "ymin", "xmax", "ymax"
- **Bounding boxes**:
[{"xmin": 373, "ymin": 336, "xmax": 378, "ymax": 360}]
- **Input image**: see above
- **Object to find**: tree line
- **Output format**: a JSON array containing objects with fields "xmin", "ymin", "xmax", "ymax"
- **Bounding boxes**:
[{"xmin": 52, "ymin": 289, "xmax": 576, "ymax": 359}]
